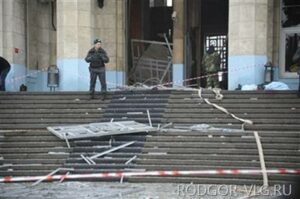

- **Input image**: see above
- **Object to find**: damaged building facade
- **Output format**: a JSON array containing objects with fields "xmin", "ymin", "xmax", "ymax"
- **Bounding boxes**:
[{"xmin": 0, "ymin": 0, "xmax": 299, "ymax": 91}]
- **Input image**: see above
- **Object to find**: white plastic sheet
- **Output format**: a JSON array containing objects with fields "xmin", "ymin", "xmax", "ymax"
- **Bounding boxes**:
[{"xmin": 264, "ymin": 81, "xmax": 290, "ymax": 90}]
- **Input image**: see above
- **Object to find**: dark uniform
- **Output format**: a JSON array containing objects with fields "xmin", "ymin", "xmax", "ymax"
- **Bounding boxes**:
[
  {"xmin": 293, "ymin": 47, "xmax": 300, "ymax": 97},
  {"xmin": 0, "ymin": 56, "xmax": 11, "ymax": 91},
  {"xmin": 85, "ymin": 44, "xmax": 109, "ymax": 98}
]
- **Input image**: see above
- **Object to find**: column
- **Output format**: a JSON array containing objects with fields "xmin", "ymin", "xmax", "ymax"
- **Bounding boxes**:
[
  {"xmin": 57, "ymin": 0, "xmax": 94, "ymax": 91},
  {"xmin": 1, "ymin": 0, "xmax": 26, "ymax": 91},
  {"xmin": 228, "ymin": 0, "xmax": 271, "ymax": 90},
  {"xmin": 94, "ymin": 0, "xmax": 126, "ymax": 90},
  {"xmin": 172, "ymin": 0, "xmax": 184, "ymax": 87}
]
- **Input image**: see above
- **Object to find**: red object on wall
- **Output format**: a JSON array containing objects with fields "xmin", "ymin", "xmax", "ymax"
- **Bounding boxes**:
[{"xmin": 14, "ymin": 48, "xmax": 19, "ymax": 54}]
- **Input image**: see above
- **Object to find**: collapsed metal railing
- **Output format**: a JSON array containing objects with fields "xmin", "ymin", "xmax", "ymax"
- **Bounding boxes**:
[{"xmin": 130, "ymin": 34, "xmax": 173, "ymax": 86}]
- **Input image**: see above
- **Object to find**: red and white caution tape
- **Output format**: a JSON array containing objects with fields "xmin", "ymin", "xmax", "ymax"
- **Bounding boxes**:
[
  {"xmin": 78, "ymin": 63, "xmax": 264, "ymax": 89},
  {"xmin": 1, "ymin": 168, "xmax": 299, "ymax": 183}
]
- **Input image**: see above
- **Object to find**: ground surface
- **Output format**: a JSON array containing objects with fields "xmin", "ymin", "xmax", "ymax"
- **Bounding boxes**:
[{"xmin": 0, "ymin": 182, "xmax": 291, "ymax": 199}]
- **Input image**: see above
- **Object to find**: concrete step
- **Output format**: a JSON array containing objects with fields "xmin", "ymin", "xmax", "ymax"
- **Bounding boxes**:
[
  {"xmin": 127, "ymin": 176, "xmax": 289, "ymax": 185},
  {"xmin": 0, "ymin": 118, "xmax": 103, "ymax": 124},
  {"xmin": 164, "ymin": 118, "xmax": 300, "ymax": 124},
  {"xmin": 0, "ymin": 159, "xmax": 66, "ymax": 165},
  {"xmin": 167, "ymin": 103, "xmax": 300, "ymax": 108},
  {"xmin": 0, "ymin": 164, "xmax": 63, "ymax": 171},
  {"xmin": 107, "ymin": 104, "xmax": 167, "ymax": 108},
  {"xmin": 0, "ymin": 104, "xmax": 106, "ymax": 109},
  {"xmin": 151, "ymin": 131, "xmax": 300, "ymax": 138},
  {"xmin": 63, "ymin": 163, "xmax": 134, "ymax": 170},
  {"xmin": 0, "ymin": 141, "xmax": 67, "ymax": 148},
  {"xmin": 104, "ymin": 108, "xmax": 165, "ymax": 113},
  {"xmin": 0, "ymin": 129, "xmax": 57, "ymax": 136},
  {"xmin": 137, "ymin": 154, "xmax": 300, "ymax": 163},
  {"xmin": 145, "ymin": 136, "xmax": 300, "ymax": 144},
  {"xmin": 103, "ymin": 112, "xmax": 163, "ymax": 118},
  {"xmin": 168, "ymin": 98, "xmax": 300, "ymax": 104},
  {"xmin": 110, "ymin": 99, "xmax": 168, "ymax": 104},
  {"xmin": 0, "ymin": 147, "xmax": 70, "ymax": 154},
  {"xmin": 160, "ymin": 122, "xmax": 300, "ymax": 131},
  {"xmin": 0, "ymin": 170, "xmax": 61, "ymax": 177},
  {"xmin": 65, "ymin": 157, "xmax": 134, "ymax": 164},
  {"xmin": 133, "ymin": 164, "xmax": 259, "ymax": 171},
  {"xmin": 72, "ymin": 147, "xmax": 142, "ymax": 154},
  {"xmin": 73, "ymin": 141, "xmax": 144, "ymax": 148},
  {"xmin": 135, "ymin": 159, "xmax": 300, "ymax": 168},
  {"xmin": 142, "ymin": 148, "xmax": 300, "ymax": 156},
  {"xmin": 0, "ymin": 99, "xmax": 108, "ymax": 104},
  {"xmin": 142, "ymin": 142, "xmax": 299, "ymax": 150},
  {"xmin": 171, "ymin": 90, "xmax": 298, "ymax": 99},
  {"xmin": 0, "ymin": 109, "xmax": 104, "ymax": 114},
  {"xmin": 163, "ymin": 113, "xmax": 300, "ymax": 119},
  {"xmin": 69, "ymin": 152, "xmax": 140, "ymax": 159},
  {"xmin": 164, "ymin": 108, "xmax": 300, "ymax": 114},
  {"xmin": 1, "ymin": 153, "xmax": 69, "ymax": 159},
  {"xmin": 0, "ymin": 114, "xmax": 103, "ymax": 119}
]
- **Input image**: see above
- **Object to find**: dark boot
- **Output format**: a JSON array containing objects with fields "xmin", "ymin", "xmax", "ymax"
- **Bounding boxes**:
[
  {"xmin": 90, "ymin": 90, "xmax": 95, "ymax": 99},
  {"xmin": 100, "ymin": 91, "xmax": 106, "ymax": 101}
]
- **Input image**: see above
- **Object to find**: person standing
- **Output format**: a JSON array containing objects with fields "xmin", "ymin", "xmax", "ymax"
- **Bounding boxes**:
[
  {"xmin": 85, "ymin": 38, "xmax": 109, "ymax": 99},
  {"xmin": 202, "ymin": 45, "xmax": 221, "ymax": 88},
  {"xmin": 0, "ymin": 56, "xmax": 11, "ymax": 91}
]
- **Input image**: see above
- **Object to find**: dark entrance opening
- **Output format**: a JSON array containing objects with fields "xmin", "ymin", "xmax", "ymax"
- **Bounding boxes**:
[
  {"xmin": 127, "ymin": 0, "xmax": 173, "ymax": 85},
  {"xmin": 185, "ymin": 0, "xmax": 229, "ymax": 89}
]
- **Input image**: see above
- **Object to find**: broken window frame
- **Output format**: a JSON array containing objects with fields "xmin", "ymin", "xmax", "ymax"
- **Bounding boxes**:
[
  {"xmin": 204, "ymin": 34, "xmax": 228, "ymax": 71},
  {"xmin": 47, "ymin": 121, "xmax": 156, "ymax": 140},
  {"xmin": 149, "ymin": 0, "xmax": 172, "ymax": 8},
  {"xmin": 129, "ymin": 39, "xmax": 173, "ymax": 85}
]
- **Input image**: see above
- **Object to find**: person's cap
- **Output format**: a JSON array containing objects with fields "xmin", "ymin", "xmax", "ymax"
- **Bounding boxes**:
[{"xmin": 93, "ymin": 38, "xmax": 102, "ymax": 44}]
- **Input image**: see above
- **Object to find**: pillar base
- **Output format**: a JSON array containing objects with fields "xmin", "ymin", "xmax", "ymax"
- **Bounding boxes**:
[
  {"xmin": 172, "ymin": 64, "xmax": 184, "ymax": 87},
  {"xmin": 228, "ymin": 55, "xmax": 267, "ymax": 90}
]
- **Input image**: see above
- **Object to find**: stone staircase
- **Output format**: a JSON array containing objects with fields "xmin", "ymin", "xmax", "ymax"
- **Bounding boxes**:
[
  {"xmin": 0, "ymin": 90, "xmax": 299, "ymax": 185},
  {"xmin": 128, "ymin": 90, "xmax": 300, "ymax": 185},
  {"xmin": 0, "ymin": 92, "xmax": 107, "ymax": 129},
  {"xmin": 63, "ymin": 90, "xmax": 171, "ymax": 177},
  {"xmin": 0, "ymin": 92, "xmax": 108, "ymax": 176}
]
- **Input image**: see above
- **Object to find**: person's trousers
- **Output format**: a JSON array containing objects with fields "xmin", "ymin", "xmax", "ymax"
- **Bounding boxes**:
[
  {"xmin": 207, "ymin": 74, "xmax": 219, "ymax": 88},
  {"xmin": 89, "ymin": 67, "xmax": 106, "ymax": 93},
  {"xmin": 298, "ymin": 72, "xmax": 300, "ymax": 97},
  {"xmin": 0, "ymin": 67, "xmax": 10, "ymax": 91}
]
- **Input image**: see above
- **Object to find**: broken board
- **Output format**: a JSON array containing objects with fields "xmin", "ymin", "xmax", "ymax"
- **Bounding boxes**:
[{"xmin": 47, "ymin": 121, "xmax": 156, "ymax": 140}]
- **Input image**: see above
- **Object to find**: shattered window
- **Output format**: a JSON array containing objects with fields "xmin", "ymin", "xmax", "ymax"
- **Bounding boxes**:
[
  {"xmin": 150, "ymin": 0, "xmax": 172, "ymax": 7},
  {"xmin": 281, "ymin": 0, "xmax": 300, "ymax": 28},
  {"xmin": 205, "ymin": 35, "xmax": 228, "ymax": 70},
  {"xmin": 284, "ymin": 33, "xmax": 300, "ymax": 72}
]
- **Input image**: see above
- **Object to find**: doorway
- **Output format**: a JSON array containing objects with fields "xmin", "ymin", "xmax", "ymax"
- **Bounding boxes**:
[
  {"xmin": 127, "ymin": 0, "xmax": 173, "ymax": 85},
  {"xmin": 185, "ymin": 0, "xmax": 229, "ymax": 89}
]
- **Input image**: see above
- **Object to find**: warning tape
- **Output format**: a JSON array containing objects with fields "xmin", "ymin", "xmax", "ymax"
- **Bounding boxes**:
[
  {"xmin": 5, "ymin": 63, "xmax": 263, "ymax": 88},
  {"xmin": 1, "ymin": 168, "xmax": 299, "ymax": 183},
  {"xmin": 6, "ymin": 68, "xmax": 48, "ymax": 84}
]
